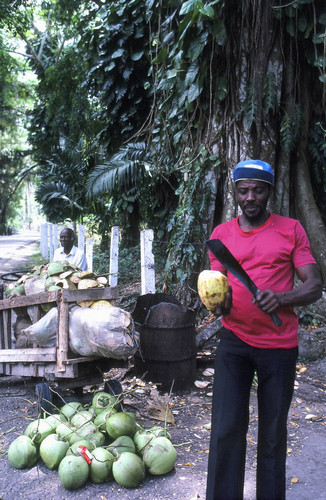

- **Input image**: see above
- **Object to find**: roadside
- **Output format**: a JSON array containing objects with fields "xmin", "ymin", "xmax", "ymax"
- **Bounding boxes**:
[{"xmin": 0, "ymin": 234, "xmax": 325, "ymax": 499}]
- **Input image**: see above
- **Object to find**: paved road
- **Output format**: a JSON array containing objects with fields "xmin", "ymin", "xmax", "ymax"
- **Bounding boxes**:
[{"xmin": 0, "ymin": 231, "xmax": 40, "ymax": 275}]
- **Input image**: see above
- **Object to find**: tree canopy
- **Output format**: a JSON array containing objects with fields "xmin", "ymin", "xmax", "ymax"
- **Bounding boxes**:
[{"xmin": 1, "ymin": 0, "xmax": 326, "ymax": 295}]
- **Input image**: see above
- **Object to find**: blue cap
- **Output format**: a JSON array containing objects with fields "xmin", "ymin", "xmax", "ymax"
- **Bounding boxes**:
[{"xmin": 233, "ymin": 159, "xmax": 274, "ymax": 185}]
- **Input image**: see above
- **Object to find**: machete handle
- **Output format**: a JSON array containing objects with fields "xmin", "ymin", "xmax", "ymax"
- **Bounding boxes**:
[
  {"xmin": 271, "ymin": 311, "xmax": 282, "ymax": 328},
  {"xmin": 255, "ymin": 289, "xmax": 282, "ymax": 328}
]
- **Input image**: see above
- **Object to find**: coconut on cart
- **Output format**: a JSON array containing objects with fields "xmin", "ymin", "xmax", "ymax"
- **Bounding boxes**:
[{"xmin": 0, "ymin": 261, "xmax": 137, "ymax": 386}]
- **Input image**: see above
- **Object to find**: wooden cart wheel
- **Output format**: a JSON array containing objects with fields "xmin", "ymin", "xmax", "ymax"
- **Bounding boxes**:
[{"xmin": 36, "ymin": 382, "xmax": 53, "ymax": 415}]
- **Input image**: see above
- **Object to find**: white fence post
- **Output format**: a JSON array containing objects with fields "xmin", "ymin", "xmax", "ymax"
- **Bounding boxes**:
[
  {"xmin": 78, "ymin": 225, "xmax": 85, "ymax": 251},
  {"xmin": 49, "ymin": 224, "xmax": 54, "ymax": 262},
  {"xmin": 86, "ymin": 238, "xmax": 93, "ymax": 271},
  {"xmin": 40, "ymin": 223, "xmax": 48, "ymax": 259},
  {"xmin": 53, "ymin": 224, "xmax": 58, "ymax": 253},
  {"xmin": 109, "ymin": 226, "xmax": 119, "ymax": 287},
  {"xmin": 140, "ymin": 229, "xmax": 155, "ymax": 295}
]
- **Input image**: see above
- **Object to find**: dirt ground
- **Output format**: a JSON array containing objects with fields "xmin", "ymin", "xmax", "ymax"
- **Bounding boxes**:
[
  {"xmin": 0, "ymin": 356, "xmax": 325, "ymax": 500},
  {"xmin": 0, "ymin": 239, "xmax": 325, "ymax": 499}
]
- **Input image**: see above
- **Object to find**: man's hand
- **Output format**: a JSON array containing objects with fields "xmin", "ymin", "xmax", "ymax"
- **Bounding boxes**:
[
  {"xmin": 253, "ymin": 289, "xmax": 280, "ymax": 314},
  {"xmin": 214, "ymin": 286, "xmax": 233, "ymax": 317}
]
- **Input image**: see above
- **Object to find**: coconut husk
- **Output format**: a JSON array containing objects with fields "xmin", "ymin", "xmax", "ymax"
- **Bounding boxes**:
[{"xmin": 78, "ymin": 279, "xmax": 98, "ymax": 290}]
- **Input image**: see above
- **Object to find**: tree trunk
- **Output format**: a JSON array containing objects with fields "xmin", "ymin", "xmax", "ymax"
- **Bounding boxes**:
[{"xmin": 294, "ymin": 70, "xmax": 326, "ymax": 283}]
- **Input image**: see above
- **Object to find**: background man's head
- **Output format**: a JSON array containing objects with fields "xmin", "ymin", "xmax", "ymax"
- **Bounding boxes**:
[{"xmin": 59, "ymin": 228, "xmax": 75, "ymax": 253}]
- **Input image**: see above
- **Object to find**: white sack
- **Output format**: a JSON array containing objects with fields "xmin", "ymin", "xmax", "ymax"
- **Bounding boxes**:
[
  {"xmin": 24, "ymin": 274, "xmax": 46, "ymax": 295},
  {"xmin": 22, "ymin": 307, "xmax": 58, "ymax": 347},
  {"xmin": 68, "ymin": 305, "xmax": 137, "ymax": 359}
]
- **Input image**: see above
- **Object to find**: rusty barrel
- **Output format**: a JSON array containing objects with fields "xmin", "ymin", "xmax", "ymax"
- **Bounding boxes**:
[{"xmin": 133, "ymin": 293, "xmax": 197, "ymax": 391}]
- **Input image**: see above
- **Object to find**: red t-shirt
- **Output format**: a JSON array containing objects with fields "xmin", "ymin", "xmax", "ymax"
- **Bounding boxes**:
[{"xmin": 209, "ymin": 213, "xmax": 316, "ymax": 348}]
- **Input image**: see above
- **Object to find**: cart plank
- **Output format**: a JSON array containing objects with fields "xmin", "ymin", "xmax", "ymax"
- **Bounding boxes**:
[
  {"xmin": 61, "ymin": 287, "xmax": 119, "ymax": 302},
  {"xmin": 0, "ymin": 347, "xmax": 56, "ymax": 362},
  {"xmin": 0, "ymin": 291, "xmax": 58, "ymax": 310}
]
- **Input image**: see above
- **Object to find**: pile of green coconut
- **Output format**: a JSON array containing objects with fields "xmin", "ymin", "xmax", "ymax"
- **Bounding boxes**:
[
  {"xmin": 7, "ymin": 391, "xmax": 177, "ymax": 490},
  {"xmin": 5, "ymin": 261, "xmax": 114, "ymax": 309}
]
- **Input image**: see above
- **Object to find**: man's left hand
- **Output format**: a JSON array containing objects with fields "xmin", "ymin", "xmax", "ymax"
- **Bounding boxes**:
[{"xmin": 253, "ymin": 289, "xmax": 280, "ymax": 314}]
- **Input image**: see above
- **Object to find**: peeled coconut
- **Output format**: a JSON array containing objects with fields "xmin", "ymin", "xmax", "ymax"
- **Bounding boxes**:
[
  {"xmin": 8, "ymin": 435, "xmax": 38, "ymax": 469},
  {"xmin": 58, "ymin": 455, "xmax": 89, "ymax": 490},
  {"xmin": 90, "ymin": 300, "xmax": 112, "ymax": 308},
  {"xmin": 112, "ymin": 452, "xmax": 145, "ymax": 488},
  {"xmin": 77, "ymin": 279, "xmax": 98, "ymax": 290},
  {"xmin": 143, "ymin": 436, "xmax": 177, "ymax": 475},
  {"xmin": 106, "ymin": 412, "xmax": 137, "ymax": 439},
  {"xmin": 39, "ymin": 433, "xmax": 69, "ymax": 469},
  {"xmin": 197, "ymin": 270, "xmax": 229, "ymax": 311},
  {"xmin": 89, "ymin": 447, "xmax": 114, "ymax": 484}
]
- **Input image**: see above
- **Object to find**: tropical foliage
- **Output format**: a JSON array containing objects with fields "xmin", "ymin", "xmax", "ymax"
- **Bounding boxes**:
[{"xmin": 1, "ymin": 0, "xmax": 326, "ymax": 297}]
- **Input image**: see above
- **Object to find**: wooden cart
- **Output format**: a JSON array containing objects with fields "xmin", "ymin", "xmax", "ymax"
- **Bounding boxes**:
[{"xmin": 0, "ymin": 287, "xmax": 122, "ymax": 392}]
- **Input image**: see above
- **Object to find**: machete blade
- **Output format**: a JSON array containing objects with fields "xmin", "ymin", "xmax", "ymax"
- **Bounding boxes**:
[{"xmin": 205, "ymin": 239, "xmax": 282, "ymax": 328}]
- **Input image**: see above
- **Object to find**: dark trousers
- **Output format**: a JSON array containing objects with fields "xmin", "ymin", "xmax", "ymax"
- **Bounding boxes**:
[{"xmin": 206, "ymin": 328, "xmax": 298, "ymax": 500}]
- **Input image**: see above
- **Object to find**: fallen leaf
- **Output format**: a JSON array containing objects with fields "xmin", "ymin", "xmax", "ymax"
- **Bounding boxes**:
[
  {"xmin": 203, "ymin": 368, "xmax": 214, "ymax": 377},
  {"xmin": 305, "ymin": 413, "xmax": 317, "ymax": 420},
  {"xmin": 146, "ymin": 389, "xmax": 175, "ymax": 424},
  {"xmin": 194, "ymin": 380, "xmax": 210, "ymax": 388},
  {"xmin": 291, "ymin": 477, "xmax": 299, "ymax": 484}
]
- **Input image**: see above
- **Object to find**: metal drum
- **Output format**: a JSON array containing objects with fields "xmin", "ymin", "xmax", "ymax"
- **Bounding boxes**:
[{"xmin": 133, "ymin": 293, "xmax": 197, "ymax": 391}]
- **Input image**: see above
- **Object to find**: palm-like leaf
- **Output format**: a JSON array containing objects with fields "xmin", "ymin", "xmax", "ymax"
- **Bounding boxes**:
[
  {"xmin": 35, "ymin": 180, "xmax": 84, "ymax": 223},
  {"xmin": 86, "ymin": 142, "xmax": 152, "ymax": 197}
]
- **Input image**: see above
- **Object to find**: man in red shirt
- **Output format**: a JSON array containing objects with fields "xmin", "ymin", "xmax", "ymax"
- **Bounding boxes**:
[{"xmin": 206, "ymin": 160, "xmax": 322, "ymax": 500}]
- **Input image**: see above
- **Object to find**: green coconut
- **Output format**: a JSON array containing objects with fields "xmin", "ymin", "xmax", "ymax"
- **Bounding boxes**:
[
  {"xmin": 45, "ymin": 413, "xmax": 66, "ymax": 430},
  {"xmin": 39, "ymin": 433, "xmax": 69, "ymax": 469},
  {"xmin": 8, "ymin": 435, "xmax": 38, "ymax": 469},
  {"xmin": 70, "ymin": 410, "xmax": 94, "ymax": 428},
  {"xmin": 106, "ymin": 412, "xmax": 137, "ymax": 439},
  {"xmin": 112, "ymin": 452, "xmax": 145, "ymax": 488},
  {"xmin": 58, "ymin": 455, "xmax": 89, "ymax": 490},
  {"xmin": 89, "ymin": 447, "xmax": 115, "ymax": 484},
  {"xmin": 143, "ymin": 436, "xmax": 177, "ymax": 475},
  {"xmin": 24, "ymin": 418, "xmax": 54, "ymax": 446},
  {"xmin": 48, "ymin": 262, "xmax": 65, "ymax": 276},
  {"xmin": 107, "ymin": 435, "xmax": 136, "ymax": 457},
  {"xmin": 91, "ymin": 391, "xmax": 120, "ymax": 415},
  {"xmin": 66, "ymin": 439, "xmax": 95, "ymax": 456},
  {"xmin": 6, "ymin": 284, "xmax": 25, "ymax": 296},
  {"xmin": 150, "ymin": 425, "xmax": 172, "ymax": 440},
  {"xmin": 133, "ymin": 429, "xmax": 155, "ymax": 456},
  {"xmin": 60, "ymin": 401, "xmax": 82, "ymax": 421},
  {"xmin": 73, "ymin": 422, "xmax": 98, "ymax": 441},
  {"xmin": 56, "ymin": 421, "xmax": 75, "ymax": 441},
  {"xmin": 94, "ymin": 407, "xmax": 117, "ymax": 432},
  {"xmin": 86, "ymin": 431, "xmax": 106, "ymax": 448}
]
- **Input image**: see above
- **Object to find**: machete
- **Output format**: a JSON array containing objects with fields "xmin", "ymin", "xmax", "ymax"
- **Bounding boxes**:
[{"xmin": 205, "ymin": 239, "xmax": 282, "ymax": 328}]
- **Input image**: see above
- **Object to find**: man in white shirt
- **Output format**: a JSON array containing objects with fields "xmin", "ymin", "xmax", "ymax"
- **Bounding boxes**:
[{"xmin": 53, "ymin": 228, "xmax": 88, "ymax": 271}]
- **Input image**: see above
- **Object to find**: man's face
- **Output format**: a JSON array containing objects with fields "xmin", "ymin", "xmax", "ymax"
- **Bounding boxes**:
[
  {"xmin": 236, "ymin": 180, "xmax": 271, "ymax": 222},
  {"xmin": 59, "ymin": 230, "xmax": 74, "ymax": 251}
]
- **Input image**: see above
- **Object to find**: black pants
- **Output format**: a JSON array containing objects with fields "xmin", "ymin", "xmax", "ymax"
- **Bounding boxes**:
[{"xmin": 206, "ymin": 328, "xmax": 298, "ymax": 500}]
